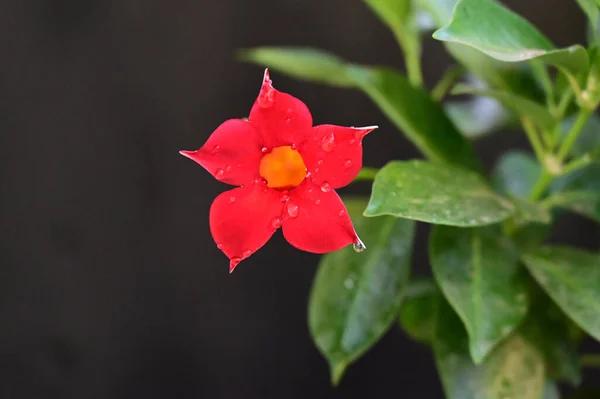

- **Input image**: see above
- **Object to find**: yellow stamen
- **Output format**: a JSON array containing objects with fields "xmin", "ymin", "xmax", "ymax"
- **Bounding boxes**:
[{"xmin": 259, "ymin": 146, "xmax": 307, "ymax": 189}]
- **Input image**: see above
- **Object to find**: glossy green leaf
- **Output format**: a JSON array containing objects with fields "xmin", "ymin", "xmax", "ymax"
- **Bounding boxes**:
[
  {"xmin": 240, "ymin": 47, "xmax": 482, "ymax": 171},
  {"xmin": 445, "ymin": 96, "xmax": 511, "ymax": 138},
  {"xmin": 577, "ymin": 0, "xmax": 599, "ymax": 28},
  {"xmin": 521, "ymin": 294, "xmax": 582, "ymax": 385},
  {"xmin": 365, "ymin": 160, "xmax": 514, "ymax": 226},
  {"xmin": 432, "ymin": 0, "xmax": 589, "ymax": 77},
  {"xmin": 512, "ymin": 198, "xmax": 552, "ymax": 226},
  {"xmin": 552, "ymin": 164, "xmax": 600, "ymax": 192},
  {"xmin": 434, "ymin": 300, "xmax": 545, "ymax": 399},
  {"xmin": 492, "ymin": 151, "xmax": 541, "ymax": 199},
  {"xmin": 309, "ymin": 198, "xmax": 416, "ymax": 385},
  {"xmin": 544, "ymin": 191, "xmax": 600, "ymax": 222},
  {"xmin": 430, "ymin": 226, "xmax": 528, "ymax": 363},
  {"xmin": 452, "ymin": 84, "xmax": 555, "ymax": 130},
  {"xmin": 523, "ymin": 246, "xmax": 600, "ymax": 342},
  {"xmin": 398, "ymin": 279, "xmax": 439, "ymax": 344}
]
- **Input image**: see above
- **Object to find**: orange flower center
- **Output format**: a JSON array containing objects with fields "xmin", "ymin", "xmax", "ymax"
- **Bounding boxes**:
[{"xmin": 259, "ymin": 146, "xmax": 307, "ymax": 189}]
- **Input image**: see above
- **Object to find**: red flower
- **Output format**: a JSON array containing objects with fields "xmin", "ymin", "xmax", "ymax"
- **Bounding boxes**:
[{"xmin": 180, "ymin": 69, "xmax": 376, "ymax": 272}]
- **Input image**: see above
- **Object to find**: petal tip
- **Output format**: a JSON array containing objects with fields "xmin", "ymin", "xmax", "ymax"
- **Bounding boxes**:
[
  {"xmin": 179, "ymin": 150, "xmax": 196, "ymax": 159},
  {"xmin": 262, "ymin": 68, "xmax": 271, "ymax": 84},
  {"xmin": 229, "ymin": 257, "xmax": 241, "ymax": 273}
]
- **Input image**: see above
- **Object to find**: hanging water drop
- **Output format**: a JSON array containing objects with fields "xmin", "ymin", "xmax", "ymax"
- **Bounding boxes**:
[
  {"xmin": 243, "ymin": 250, "xmax": 252, "ymax": 258},
  {"xmin": 353, "ymin": 237, "xmax": 366, "ymax": 253},
  {"xmin": 291, "ymin": 143, "xmax": 297, "ymax": 150},
  {"xmin": 261, "ymin": 147, "xmax": 268, "ymax": 153},
  {"xmin": 321, "ymin": 132, "xmax": 336, "ymax": 152},
  {"xmin": 320, "ymin": 182, "xmax": 331, "ymax": 192},
  {"xmin": 286, "ymin": 202, "xmax": 299, "ymax": 218},
  {"xmin": 215, "ymin": 168, "xmax": 225, "ymax": 179},
  {"xmin": 271, "ymin": 217, "xmax": 282, "ymax": 229}
]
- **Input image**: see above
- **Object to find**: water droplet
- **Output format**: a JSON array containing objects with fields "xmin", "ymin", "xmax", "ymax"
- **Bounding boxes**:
[
  {"xmin": 317, "ymin": 159, "xmax": 323, "ymax": 165},
  {"xmin": 291, "ymin": 143, "xmax": 297, "ymax": 150},
  {"xmin": 215, "ymin": 169, "xmax": 225, "ymax": 179},
  {"xmin": 212, "ymin": 145, "xmax": 220, "ymax": 153},
  {"xmin": 261, "ymin": 147, "xmax": 268, "ymax": 153},
  {"xmin": 257, "ymin": 86, "xmax": 276, "ymax": 108},
  {"xmin": 271, "ymin": 217, "xmax": 282, "ymax": 229},
  {"xmin": 338, "ymin": 209, "xmax": 346, "ymax": 217},
  {"xmin": 217, "ymin": 243, "xmax": 224, "ymax": 249},
  {"xmin": 229, "ymin": 196, "xmax": 236, "ymax": 203},
  {"xmin": 305, "ymin": 171, "xmax": 311, "ymax": 178},
  {"xmin": 315, "ymin": 168, "xmax": 320, "ymax": 173},
  {"xmin": 344, "ymin": 159, "xmax": 352, "ymax": 168},
  {"xmin": 344, "ymin": 278, "xmax": 355, "ymax": 290},
  {"xmin": 353, "ymin": 237, "xmax": 366, "ymax": 253},
  {"xmin": 285, "ymin": 117, "xmax": 292, "ymax": 124},
  {"xmin": 286, "ymin": 202, "xmax": 299, "ymax": 218},
  {"xmin": 349, "ymin": 139, "xmax": 356, "ymax": 145},
  {"xmin": 320, "ymin": 182, "xmax": 331, "ymax": 192},
  {"xmin": 321, "ymin": 132, "xmax": 336, "ymax": 152},
  {"xmin": 280, "ymin": 194, "xmax": 290, "ymax": 202},
  {"xmin": 229, "ymin": 257, "xmax": 241, "ymax": 273},
  {"xmin": 314, "ymin": 199, "xmax": 321, "ymax": 205},
  {"xmin": 307, "ymin": 187, "xmax": 314, "ymax": 193},
  {"xmin": 225, "ymin": 165, "xmax": 232, "ymax": 172},
  {"xmin": 243, "ymin": 250, "xmax": 252, "ymax": 258}
]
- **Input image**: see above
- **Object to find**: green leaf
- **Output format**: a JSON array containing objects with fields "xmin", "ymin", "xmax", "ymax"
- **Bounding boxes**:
[
  {"xmin": 237, "ymin": 47, "xmax": 352, "ymax": 87},
  {"xmin": 552, "ymin": 163, "xmax": 600, "ymax": 192},
  {"xmin": 365, "ymin": 160, "xmax": 514, "ymax": 226},
  {"xmin": 240, "ymin": 47, "xmax": 482, "ymax": 172},
  {"xmin": 434, "ymin": 300, "xmax": 545, "ymax": 399},
  {"xmin": 523, "ymin": 246, "xmax": 600, "ymax": 342},
  {"xmin": 544, "ymin": 191, "xmax": 600, "ymax": 222},
  {"xmin": 432, "ymin": 0, "xmax": 589, "ymax": 77},
  {"xmin": 445, "ymin": 96, "xmax": 511, "ymax": 138},
  {"xmin": 512, "ymin": 198, "xmax": 552, "ymax": 226},
  {"xmin": 452, "ymin": 84, "xmax": 555, "ymax": 130},
  {"xmin": 430, "ymin": 225, "xmax": 528, "ymax": 363},
  {"xmin": 521, "ymin": 294, "xmax": 582, "ymax": 385},
  {"xmin": 398, "ymin": 279, "xmax": 439, "ymax": 344},
  {"xmin": 542, "ymin": 380, "xmax": 561, "ymax": 399},
  {"xmin": 577, "ymin": 0, "xmax": 599, "ymax": 28},
  {"xmin": 492, "ymin": 151, "xmax": 541, "ymax": 199},
  {"xmin": 309, "ymin": 197, "xmax": 416, "ymax": 385}
]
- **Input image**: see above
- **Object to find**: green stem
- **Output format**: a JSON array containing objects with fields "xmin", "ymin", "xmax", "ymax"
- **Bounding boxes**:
[
  {"xmin": 581, "ymin": 354, "xmax": 600, "ymax": 368},
  {"xmin": 557, "ymin": 109, "xmax": 592, "ymax": 162},
  {"xmin": 560, "ymin": 154, "xmax": 593, "ymax": 177},
  {"xmin": 521, "ymin": 118, "xmax": 547, "ymax": 164},
  {"xmin": 431, "ymin": 65, "xmax": 464, "ymax": 102},
  {"xmin": 531, "ymin": 60, "xmax": 554, "ymax": 109},
  {"xmin": 405, "ymin": 50, "xmax": 423, "ymax": 87},
  {"xmin": 354, "ymin": 167, "xmax": 379, "ymax": 182},
  {"xmin": 528, "ymin": 170, "xmax": 552, "ymax": 201}
]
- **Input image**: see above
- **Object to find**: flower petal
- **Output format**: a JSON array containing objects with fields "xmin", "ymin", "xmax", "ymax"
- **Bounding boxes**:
[
  {"xmin": 281, "ymin": 180, "xmax": 358, "ymax": 254},
  {"xmin": 180, "ymin": 119, "xmax": 262, "ymax": 186},
  {"xmin": 210, "ymin": 183, "xmax": 284, "ymax": 272},
  {"xmin": 249, "ymin": 69, "xmax": 313, "ymax": 149},
  {"xmin": 300, "ymin": 124, "xmax": 377, "ymax": 189}
]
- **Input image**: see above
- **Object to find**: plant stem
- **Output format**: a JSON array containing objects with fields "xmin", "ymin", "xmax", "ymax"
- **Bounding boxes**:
[
  {"xmin": 560, "ymin": 154, "xmax": 593, "ymax": 177},
  {"xmin": 354, "ymin": 167, "xmax": 379, "ymax": 182},
  {"xmin": 531, "ymin": 60, "xmax": 554, "ymax": 109},
  {"xmin": 431, "ymin": 65, "xmax": 464, "ymax": 102},
  {"xmin": 581, "ymin": 354, "xmax": 600, "ymax": 367},
  {"xmin": 528, "ymin": 171, "xmax": 552, "ymax": 201},
  {"xmin": 557, "ymin": 109, "xmax": 592, "ymax": 162},
  {"xmin": 405, "ymin": 50, "xmax": 423, "ymax": 88},
  {"xmin": 521, "ymin": 118, "xmax": 547, "ymax": 164}
]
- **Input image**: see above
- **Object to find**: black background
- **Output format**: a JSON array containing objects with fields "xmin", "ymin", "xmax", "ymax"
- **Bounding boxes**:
[{"xmin": 0, "ymin": 0, "xmax": 598, "ymax": 398}]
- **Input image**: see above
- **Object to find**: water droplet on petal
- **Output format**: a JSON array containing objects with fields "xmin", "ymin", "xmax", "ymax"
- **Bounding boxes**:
[
  {"xmin": 229, "ymin": 196, "xmax": 236, "ymax": 203},
  {"xmin": 285, "ymin": 117, "xmax": 292, "ymax": 124},
  {"xmin": 349, "ymin": 139, "xmax": 356, "ymax": 145},
  {"xmin": 291, "ymin": 143, "xmax": 297, "ymax": 150},
  {"xmin": 315, "ymin": 168, "xmax": 320, "ymax": 173},
  {"xmin": 261, "ymin": 147, "xmax": 268, "ymax": 153},
  {"xmin": 307, "ymin": 187, "xmax": 314, "ymax": 193},
  {"xmin": 320, "ymin": 182, "xmax": 331, "ymax": 192},
  {"xmin": 271, "ymin": 217, "xmax": 282, "ymax": 229},
  {"xmin": 286, "ymin": 202, "xmax": 299, "ymax": 218},
  {"xmin": 257, "ymin": 86, "xmax": 276, "ymax": 108},
  {"xmin": 338, "ymin": 209, "xmax": 346, "ymax": 217},
  {"xmin": 344, "ymin": 159, "xmax": 352, "ymax": 168},
  {"xmin": 280, "ymin": 194, "xmax": 290, "ymax": 202},
  {"xmin": 215, "ymin": 169, "xmax": 225, "ymax": 179},
  {"xmin": 353, "ymin": 237, "xmax": 366, "ymax": 253},
  {"xmin": 243, "ymin": 250, "xmax": 252, "ymax": 258},
  {"xmin": 321, "ymin": 132, "xmax": 336, "ymax": 152},
  {"xmin": 212, "ymin": 145, "xmax": 220, "ymax": 153},
  {"xmin": 317, "ymin": 159, "xmax": 323, "ymax": 165},
  {"xmin": 217, "ymin": 243, "xmax": 224, "ymax": 249},
  {"xmin": 229, "ymin": 257, "xmax": 241, "ymax": 273},
  {"xmin": 314, "ymin": 199, "xmax": 321, "ymax": 205},
  {"xmin": 225, "ymin": 165, "xmax": 232, "ymax": 172}
]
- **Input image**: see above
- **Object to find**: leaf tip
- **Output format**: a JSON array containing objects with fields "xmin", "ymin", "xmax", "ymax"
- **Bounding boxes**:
[
  {"xmin": 432, "ymin": 28, "xmax": 450, "ymax": 42},
  {"xmin": 330, "ymin": 360, "xmax": 348, "ymax": 386}
]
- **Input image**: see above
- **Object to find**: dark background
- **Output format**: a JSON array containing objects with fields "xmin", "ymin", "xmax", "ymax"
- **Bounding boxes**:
[{"xmin": 0, "ymin": 0, "xmax": 597, "ymax": 398}]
